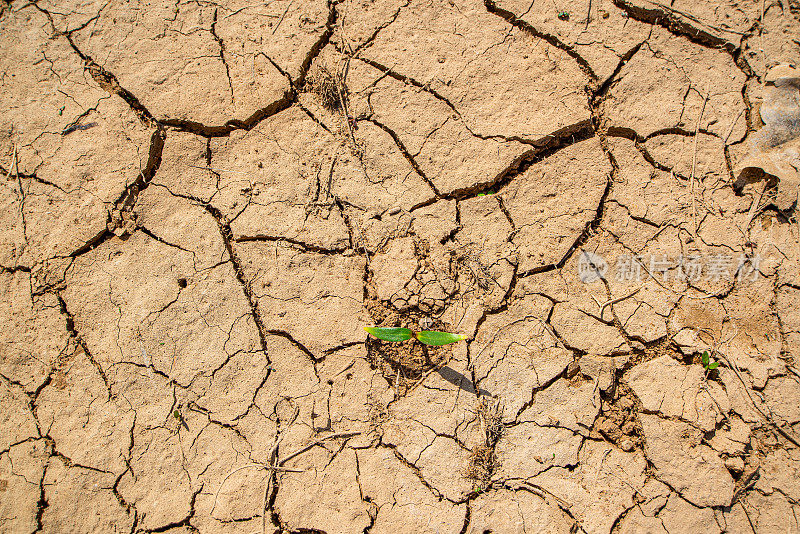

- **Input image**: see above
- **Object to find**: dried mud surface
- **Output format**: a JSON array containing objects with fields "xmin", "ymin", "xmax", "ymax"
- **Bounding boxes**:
[{"xmin": 1, "ymin": 0, "xmax": 800, "ymax": 532}]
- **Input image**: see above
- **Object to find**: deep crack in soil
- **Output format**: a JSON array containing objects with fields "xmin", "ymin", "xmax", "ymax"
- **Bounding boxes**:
[{"xmin": 1, "ymin": 0, "xmax": 800, "ymax": 532}]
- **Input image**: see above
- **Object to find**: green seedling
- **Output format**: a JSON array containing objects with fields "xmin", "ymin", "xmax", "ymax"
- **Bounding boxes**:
[
  {"xmin": 416, "ymin": 330, "xmax": 466, "ymax": 346},
  {"xmin": 557, "ymin": 10, "xmax": 570, "ymax": 21},
  {"xmin": 472, "ymin": 484, "xmax": 487, "ymax": 495},
  {"xmin": 701, "ymin": 350, "xmax": 719, "ymax": 371},
  {"xmin": 477, "ymin": 191, "xmax": 495, "ymax": 197},
  {"xmin": 363, "ymin": 327, "xmax": 413, "ymax": 342},
  {"xmin": 364, "ymin": 326, "xmax": 465, "ymax": 346},
  {"xmin": 173, "ymin": 408, "xmax": 189, "ymax": 431}
]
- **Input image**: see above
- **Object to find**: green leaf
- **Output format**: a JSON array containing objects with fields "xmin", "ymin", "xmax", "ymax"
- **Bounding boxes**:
[
  {"xmin": 701, "ymin": 351, "xmax": 709, "ymax": 366},
  {"xmin": 364, "ymin": 327, "xmax": 413, "ymax": 342},
  {"xmin": 708, "ymin": 361, "xmax": 719, "ymax": 370},
  {"xmin": 416, "ymin": 330, "xmax": 466, "ymax": 346}
]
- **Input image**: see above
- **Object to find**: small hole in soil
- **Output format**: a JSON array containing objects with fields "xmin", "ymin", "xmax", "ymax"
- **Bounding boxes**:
[{"xmin": 177, "ymin": 278, "xmax": 187, "ymax": 288}]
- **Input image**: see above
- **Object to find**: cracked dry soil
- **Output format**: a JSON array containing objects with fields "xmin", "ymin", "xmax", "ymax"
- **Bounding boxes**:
[{"xmin": 1, "ymin": 0, "xmax": 800, "ymax": 532}]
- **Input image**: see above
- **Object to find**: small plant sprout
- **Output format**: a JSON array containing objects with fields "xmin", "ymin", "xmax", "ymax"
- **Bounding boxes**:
[
  {"xmin": 172, "ymin": 407, "xmax": 189, "ymax": 431},
  {"xmin": 701, "ymin": 350, "xmax": 720, "ymax": 374},
  {"xmin": 364, "ymin": 326, "xmax": 465, "ymax": 346},
  {"xmin": 557, "ymin": 10, "xmax": 570, "ymax": 21}
]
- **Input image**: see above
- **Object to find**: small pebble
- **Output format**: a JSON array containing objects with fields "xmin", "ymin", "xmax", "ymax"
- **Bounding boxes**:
[
  {"xmin": 566, "ymin": 360, "xmax": 580, "ymax": 378},
  {"xmin": 619, "ymin": 439, "xmax": 635, "ymax": 452},
  {"xmin": 618, "ymin": 397, "xmax": 634, "ymax": 410},
  {"xmin": 621, "ymin": 421, "xmax": 637, "ymax": 435},
  {"xmin": 725, "ymin": 456, "xmax": 745, "ymax": 475}
]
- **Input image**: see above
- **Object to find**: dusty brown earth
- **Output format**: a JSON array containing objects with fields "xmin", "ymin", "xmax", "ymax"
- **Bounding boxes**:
[{"xmin": 1, "ymin": 0, "xmax": 800, "ymax": 532}]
